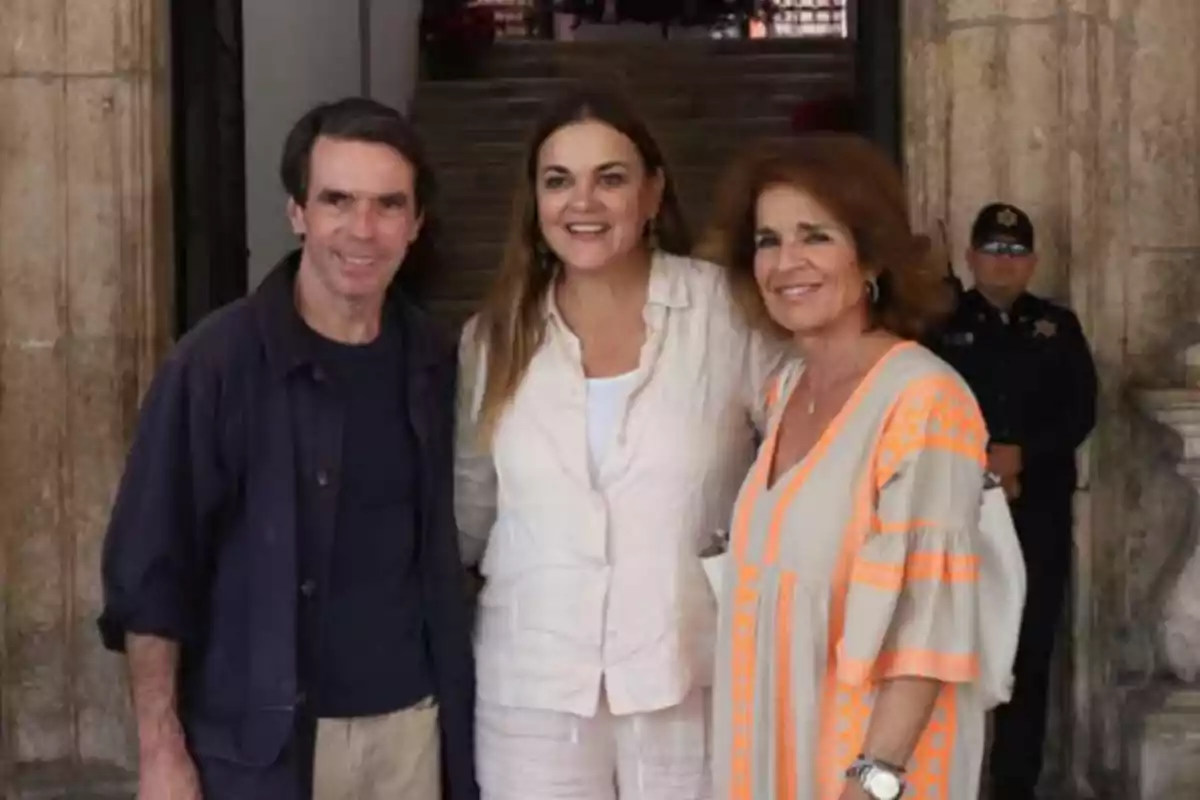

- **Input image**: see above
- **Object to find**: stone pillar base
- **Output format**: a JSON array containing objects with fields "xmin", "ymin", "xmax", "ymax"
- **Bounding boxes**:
[
  {"xmin": 7, "ymin": 762, "xmax": 133, "ymax": 799},
  {"xmin": 1124, "ymin": 688, "xmax": 1200, "ymax": 800}
]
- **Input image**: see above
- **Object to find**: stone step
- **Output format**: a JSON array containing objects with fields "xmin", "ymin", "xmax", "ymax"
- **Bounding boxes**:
[
  {"xmin": 413, "ymin": 69, "xmax": 850, "ymax": 104},
  {"xmin": 432, "ymin": 159, "xmax": 737, "ymax": 186},
  {"xmin": 8, "ymin": 762, "xmax": 135, "ymax": 799},
  {"xmin": 420, "ymin": 119, "xmax": 792, "ymax": 160},
  {"xmin": 414, "ymin": 84, "xmax": 846, "ymax": 129},
  {"xmin": 451, "ymin": 39, "xmax": 853, "ymax": 80},
  {"xmin": 444, "ymin": 53, "xmax": 851, "ymax": 81},
  {"xmin": 426, "ymin": 263, "xmax": 501, "ymax": 300},
  {"xmin": 476, "ymin": 38, "xmax": 853, "ymax": 59},
  {"xmin": 425, "ymin": 299, "xmax": 480, "ymax": 331}
]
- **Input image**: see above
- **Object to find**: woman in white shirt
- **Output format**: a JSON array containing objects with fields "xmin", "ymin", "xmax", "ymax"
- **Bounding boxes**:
[{"xmin": 454, "ymin": 86, "xmax": 783, "ymax": 800}]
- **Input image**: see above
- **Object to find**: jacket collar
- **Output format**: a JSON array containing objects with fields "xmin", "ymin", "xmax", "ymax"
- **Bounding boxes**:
[
  {"xmin": 963, "ymin": 287, "xmax": 1037, "ymax": 319},
  {"xmin": 252, "ymin": 249, "xmax": 443, "ymax": 380}
]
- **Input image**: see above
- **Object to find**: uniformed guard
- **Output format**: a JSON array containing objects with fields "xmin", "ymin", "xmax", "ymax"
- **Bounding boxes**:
[{"xmin": 932, "ymin": 202, "xmax": 1098, "ymax": 800}]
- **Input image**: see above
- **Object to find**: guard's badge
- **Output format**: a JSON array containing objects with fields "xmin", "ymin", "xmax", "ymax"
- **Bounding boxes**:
[
  {"xmin": 944, "ymin": 331, "xmax": 974, "ymax": 346},
  {"xmin": 997, "ymin": 208, "xmax": 1018, "ymax": 227},
  {"xmin": 1034, "ymin": 318, "xmax": 1057, "ymax": 338}
]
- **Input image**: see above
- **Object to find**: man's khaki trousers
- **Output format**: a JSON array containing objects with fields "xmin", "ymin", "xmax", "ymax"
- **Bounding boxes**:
[{"xmin": 313, "ymin": 696, "xmax": 440, "ymax": 799}]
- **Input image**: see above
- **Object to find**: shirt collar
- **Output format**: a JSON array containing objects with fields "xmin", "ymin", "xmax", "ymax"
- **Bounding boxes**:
[
  {"xmin": 647, "ymin": 251, "xmax": 691, "ymax": 310},
  {"xmin": 545, "ymin": 250, "xmax": 692, "ymax": 325},
  {"xmin": 252, "ymin": 249, "xmax": 431, "ymax": 379}
]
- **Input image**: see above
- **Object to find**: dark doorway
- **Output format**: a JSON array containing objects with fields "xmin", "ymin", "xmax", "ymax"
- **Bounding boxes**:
[
  {"xmin": 170, "ymin": 0, "xmax": 249, "ymax": 337},
  {"xmin": 853, "ymin": 0, "xmax": 902, "ymax": 166}
]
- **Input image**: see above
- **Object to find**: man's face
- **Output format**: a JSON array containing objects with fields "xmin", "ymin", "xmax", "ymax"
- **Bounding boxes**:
[
  {"xmin": 287, "ymin": 136, "xmax": 423, "ymax": 306},
  {"xmin": 966, "ymin": 237, "xmax": 1037, "ymax": 303}
]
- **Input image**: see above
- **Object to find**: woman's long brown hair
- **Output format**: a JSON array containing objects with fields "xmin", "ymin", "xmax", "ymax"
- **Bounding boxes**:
[{"xmin": 472, "ymin": 85, "xmax": 691, "ymax": 443}]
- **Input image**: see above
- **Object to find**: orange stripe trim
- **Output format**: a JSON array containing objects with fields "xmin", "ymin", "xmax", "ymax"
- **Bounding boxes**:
[
  {"xmin": 873, "ymin": 517, "xmax": 956, "ymax": 535},
  {"xmin": 873, "ymin": 373, "xmax": 989, "ymax": 487},
  {"xmin": 815, "ymin": 475, "xmax": 875, "ymax": 799},
  {"xmin": 849, "ymin": 552, "xmax": 980, "ymax": 590},
  {"xmin": 763, "ymin": 344, "xmax": 908, "ymax": 565},
  {"xmin": 775, "ymin": 573, "xmax": 798, "ymax": 800},
  {"xmin": 764, "ymin": 371, "xmax": 783, "ymax": 413},
  {"xmin": 726, "ymin": 436, "xmax": 767, "ymax": 800},
  {"xmin": 881, "ymin": 434, "xmax": 987, "ymax": 467}
]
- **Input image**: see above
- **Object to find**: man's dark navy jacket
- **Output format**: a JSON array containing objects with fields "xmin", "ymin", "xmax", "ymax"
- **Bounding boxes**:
[{"xmin": 98, "ymin": 254, "xmax": 477, "ymax": 799}]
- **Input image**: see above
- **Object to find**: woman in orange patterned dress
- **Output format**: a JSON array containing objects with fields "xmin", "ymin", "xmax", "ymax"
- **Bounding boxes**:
[{"xmin": 697, "ymin": 135, "xmax": 997, "ymax": 800}]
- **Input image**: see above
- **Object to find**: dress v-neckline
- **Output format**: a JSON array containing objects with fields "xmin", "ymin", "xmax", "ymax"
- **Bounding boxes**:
[{"xmin": 760, "ymin": 341, "xmax": 911, "ymax": 493}]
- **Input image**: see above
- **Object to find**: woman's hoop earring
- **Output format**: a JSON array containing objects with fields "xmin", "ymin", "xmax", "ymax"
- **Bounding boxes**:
[{"xmin": 866, "ymin": 275, "xmax": 880, "ymax": 305}]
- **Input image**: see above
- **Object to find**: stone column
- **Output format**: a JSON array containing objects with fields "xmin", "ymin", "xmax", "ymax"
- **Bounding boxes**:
[
  {"xmin": 0, "ymin": 0, "xmax": 172, "ymax": 795},
  {"xmin": 1131, "ymin": 383, "xmax": 1200, "ymax": 799},
  {"xmin": 903, "ymin": 1, "xmax": 1200, "ymax": 794}
]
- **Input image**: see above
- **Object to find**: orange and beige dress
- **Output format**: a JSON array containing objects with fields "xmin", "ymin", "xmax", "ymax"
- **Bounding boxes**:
[{"xmin": 712, "ymin": 342, "xmax": 991, "ymax": 800}]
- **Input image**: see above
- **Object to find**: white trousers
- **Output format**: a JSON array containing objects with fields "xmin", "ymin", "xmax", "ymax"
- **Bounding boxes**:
[{"xmin": 477, "ymin": 689, "xmax": 712, "ymax": 800}]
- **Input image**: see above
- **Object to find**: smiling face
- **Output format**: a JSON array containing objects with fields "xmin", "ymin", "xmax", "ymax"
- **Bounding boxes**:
[
  {"xmin": 534, "ymin": 119, "xmax": 663, "ymax": 273},
  {"xmin": 752, "ymin": 183, "xmax": 869, "ymax": 336},
  {"xmin": 287, "ymin": 135, "xmax": 423, "ymax": 307}
]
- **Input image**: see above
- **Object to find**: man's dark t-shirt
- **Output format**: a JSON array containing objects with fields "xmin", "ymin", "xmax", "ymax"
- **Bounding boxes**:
[{"xmin": 302, "ymin": 318, "xmax": 434, "ymax": 718}]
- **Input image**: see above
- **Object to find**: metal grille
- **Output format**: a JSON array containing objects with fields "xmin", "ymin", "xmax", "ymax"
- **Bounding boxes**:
[
  {"xmin": 765, "ymin": 1, "xmax": 847, "ymax": 38},
  {"xmin": 464, "ymin": 1, "xmax": 850, "ymax": 40}
]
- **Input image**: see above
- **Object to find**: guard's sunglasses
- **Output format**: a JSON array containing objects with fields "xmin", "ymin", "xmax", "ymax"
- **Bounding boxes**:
[{"xmin": 978, "ymin": 240, "xmax": 1032, "ymax": 257}]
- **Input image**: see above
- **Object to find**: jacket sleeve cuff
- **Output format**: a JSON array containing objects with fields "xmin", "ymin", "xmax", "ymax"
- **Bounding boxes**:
[{"xmin": 97, "ymin": 601, "xmax": 194, "ymax": 653}]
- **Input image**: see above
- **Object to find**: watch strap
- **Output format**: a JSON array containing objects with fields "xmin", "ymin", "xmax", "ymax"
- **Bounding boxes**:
[{"xmin": 845, "ymin": 755, "xmax": 906, "ymax": 800}]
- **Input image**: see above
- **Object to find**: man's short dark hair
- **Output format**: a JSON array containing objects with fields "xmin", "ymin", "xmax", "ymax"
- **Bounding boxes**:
[
  {"xmin": 279, "ymin": 97, "xmax": 436, "ymax": 214},
  {"xmin": 280, "ymin": 97, "xmax": 442, "ymax": 299}
]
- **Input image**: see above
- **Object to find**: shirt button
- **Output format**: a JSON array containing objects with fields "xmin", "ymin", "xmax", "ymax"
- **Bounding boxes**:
[
  {"xmin": 295, "ymin": 690, "xmax": 308, "ymax": 707},
  {"xmin": 300, "ymin": 579, "xmax": 317, "ymax": 598},
  {"xmin": 315, "ymin": 470, "xmax": 330, "ymax": 487}
]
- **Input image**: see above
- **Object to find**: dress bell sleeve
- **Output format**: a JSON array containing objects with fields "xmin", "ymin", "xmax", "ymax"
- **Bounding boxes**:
[{"xmin": 836, "ymin": 372, "xmax": 989, "ymax": 686}]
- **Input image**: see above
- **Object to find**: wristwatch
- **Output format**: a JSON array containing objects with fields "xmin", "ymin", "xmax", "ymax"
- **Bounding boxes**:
[{"xmin": 845, "ymin": 755, "xmax": 906, "ymax": 800}]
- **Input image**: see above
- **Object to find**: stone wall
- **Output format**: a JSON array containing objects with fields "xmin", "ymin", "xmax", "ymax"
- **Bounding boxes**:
[
  {"xmin": 904, "ymin": 1, "xmax": 1200, "ymax": 795},
  {"xmin": 1, "ymin": 0, "xmax": 1199, "ymax": 797},
  {"xmin": 0, "ymin": 0, "xmax": 172, "ymax": 794}
]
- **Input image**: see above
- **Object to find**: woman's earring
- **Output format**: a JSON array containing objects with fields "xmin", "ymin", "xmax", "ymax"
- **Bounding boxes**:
[{"xmin": 866, "ymin": 275, "xmax": 880, "ymax": 305}]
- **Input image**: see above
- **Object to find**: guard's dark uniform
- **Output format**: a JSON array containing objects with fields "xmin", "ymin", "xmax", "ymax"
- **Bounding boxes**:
[{"xmin": 932, "ymin": 288, "xmax": 1097, "ymax": 798}]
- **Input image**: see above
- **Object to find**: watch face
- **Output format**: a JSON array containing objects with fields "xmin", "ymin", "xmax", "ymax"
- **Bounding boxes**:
[{"xmin": 864, "ymin": 767, "xmax": 902, "ymax": 800}]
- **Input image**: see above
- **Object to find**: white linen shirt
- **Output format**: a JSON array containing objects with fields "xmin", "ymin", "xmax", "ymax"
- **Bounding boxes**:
[{"xmin": 454, "ymin": 252, "xmax": 786, "ymax": 717}]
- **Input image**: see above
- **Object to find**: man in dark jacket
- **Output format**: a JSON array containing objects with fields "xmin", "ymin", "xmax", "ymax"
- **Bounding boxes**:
[
  {"xmin": 99, "ymin": 98, "xmax": 477, "ymax": 800},
  {"xmin": 931, "ymin": 202, "xmax": 1097, "ymax": 800}
]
